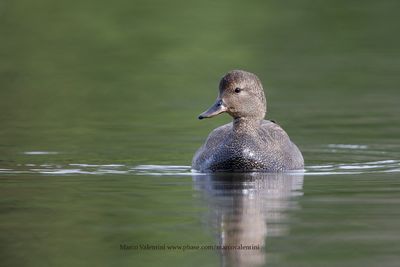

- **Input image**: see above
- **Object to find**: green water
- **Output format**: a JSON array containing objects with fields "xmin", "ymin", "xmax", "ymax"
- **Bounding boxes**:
[{"xmin": 1, "ymin": 0, "xmax": 400, "ymax": 266}]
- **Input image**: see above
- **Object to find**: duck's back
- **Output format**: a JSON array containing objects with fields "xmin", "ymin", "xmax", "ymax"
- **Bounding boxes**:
[{"xmin": 191, "ymin": 120, "xmax": 304, "ymax": 172}]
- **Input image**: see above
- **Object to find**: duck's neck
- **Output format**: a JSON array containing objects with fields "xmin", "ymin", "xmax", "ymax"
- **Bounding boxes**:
[{"xmin": 233, "ymin": 117, "xmax": 262, "ymax": 133}]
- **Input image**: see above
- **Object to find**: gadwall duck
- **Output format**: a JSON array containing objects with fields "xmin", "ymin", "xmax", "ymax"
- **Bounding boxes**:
[{"xmin": 192, "ymin": 70, "xmax": 304, "ymax": 172}]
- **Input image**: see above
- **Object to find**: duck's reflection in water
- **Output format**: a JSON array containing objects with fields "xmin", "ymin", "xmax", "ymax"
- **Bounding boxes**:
[{"xmin": 193, "ymin": 172, "xmax": 304, "ymax": 267}]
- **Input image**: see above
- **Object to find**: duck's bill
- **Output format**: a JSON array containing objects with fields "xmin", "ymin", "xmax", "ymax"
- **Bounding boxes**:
[{"xmin": 198, "ymin": 99, "xmax": 227, "ymax": 119}]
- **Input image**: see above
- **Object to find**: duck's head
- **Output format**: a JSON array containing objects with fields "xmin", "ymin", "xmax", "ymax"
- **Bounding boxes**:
[{"xmin": 198, "ymin": 70, "xmax": 266, "ymax": 120}]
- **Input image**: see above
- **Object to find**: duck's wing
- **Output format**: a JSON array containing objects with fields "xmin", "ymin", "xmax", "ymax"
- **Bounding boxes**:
[
  {"xmin": 259, "ymin": 120, "xmax": 304, "ymax": 169},
  {"xmin": 260, "ymin": 120, "xmax": 291, "ymax": 142}
]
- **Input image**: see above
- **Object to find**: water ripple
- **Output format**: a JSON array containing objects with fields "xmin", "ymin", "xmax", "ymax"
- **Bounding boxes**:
[
  {"xmin": 0, "ymin": 145, "xmax": 398, "ymax": 176},
  {"xmin": 327, "ymin": 144, "xmax": 368, "ymax": 149},
  {"xmin": 0, "ymin": 159, "xmax": 399, "ymax": 176},
  {"xmin": 22, "ymin": 151, "xmax": 60, "ymax": 155},
  {"xmin": 305, "ymin": 160, "xmax": 400, "ymax": 175}
]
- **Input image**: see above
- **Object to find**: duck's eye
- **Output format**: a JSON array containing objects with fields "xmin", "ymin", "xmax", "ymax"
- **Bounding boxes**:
[{"xmin": 234, "ymin": 87, "xmax": 241, "ymax": 93}]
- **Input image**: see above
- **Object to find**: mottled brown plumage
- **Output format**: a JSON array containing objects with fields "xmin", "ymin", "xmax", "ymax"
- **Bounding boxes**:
[{"xmin": 192, "ymin": 70, "xmax": 304, "ymax": 172}]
